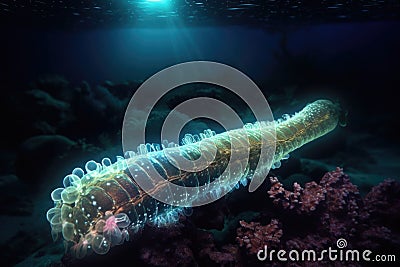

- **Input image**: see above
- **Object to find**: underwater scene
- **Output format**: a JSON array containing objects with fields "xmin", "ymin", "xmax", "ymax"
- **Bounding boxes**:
[{"xmin": 1, "ymin": 1, "xmax": 400, "ymax": 266}]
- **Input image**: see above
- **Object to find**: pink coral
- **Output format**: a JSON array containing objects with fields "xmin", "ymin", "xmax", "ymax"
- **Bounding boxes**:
[
  {"xmin": 363, "ymin": 179, "xmax": 400, "ymax": 221},
  {"xmin": 320, "ymin": 168, "xmax": 360, "ymax": 213},
  {"xmin": 268, "ymin": 176, "xmax": 326, "ymax": 213},
  {"xmin": 236, "ymin": 219, "xmax": 282, "ymax": 255},
  {"xmin": 268, "ymin": 167, "xmax": 361, "ymax": 218}
]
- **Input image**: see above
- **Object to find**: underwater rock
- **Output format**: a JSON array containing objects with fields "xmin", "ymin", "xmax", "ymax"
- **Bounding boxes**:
[
  {"xmin": 190, "ymin": 200, "xmax": 228, "ymax": 230},
  {"xmin": 0, "ymin": 230, "xmax": 49, "ymax": 267},
  {"xmin": 139, "ymin": 223, "xmax": 195, "ymax": 267},
  {"xmin": 197, "ymin": 230, "xmax": 241, "ymax": 266},
  {"xmin": 138, "ymin": 219, "xmax": 241, "ymax": 266},
  {"xmin": 299, "ymin": 158, "xmax": 330, "ymax": 180},
  {"xmin": 0, "ymin": 194, "xmax": 33, "ymax": 216},
  {"xmin": 0, "ymin": 174, "xmax": 18, "ymax": 188},
  {"xmin": 15, "ymin": 135, "xmax": 77, "ymax": 184},
  {"xmin": 270, "ymin": 156, "xmax": 302, "ymax": 181},
  {"xmin": 25, "ymin": 89, "xmax": 72, "ymax": 133},
  {"xmin": 26, "ymin": 89, "xmax": 70, "ymax": 112},
  {"xmin": 71, "ymin": 82, "xmax": 126, "ymax": 135},
  {"xmin": 101, "ymin": 80, "xmax": 141, "ymax": 100},
  {"xmin": 7, "ymin": 77, "xmax": 133, "ymax": 148},
  {"xmin": 32, "ymin": 75, "xmax": 70, "ymax": 101}
]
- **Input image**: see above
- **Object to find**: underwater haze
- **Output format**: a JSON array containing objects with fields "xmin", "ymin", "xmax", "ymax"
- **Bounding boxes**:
[{"xmin": 0, "ymin": 1, "xmax": 400, "ymax": 266}]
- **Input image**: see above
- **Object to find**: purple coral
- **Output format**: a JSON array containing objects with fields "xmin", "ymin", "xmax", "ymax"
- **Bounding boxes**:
[
  {"xmin": 237, "ymin": 168, "xmax": 400, "ymax": 262},
  {"xmin": 236, "ymin": 219, "xmax": 282, "ymax": 255},
  {"xmin": 363, "ymin": 179, "xmax": 400, "ymax": 223},
  {"xmin": 268, "ymin": 168, "xmax": 360, "ymax": 216},
  {"xmin": 268, "ymin": 174, "xmax": 326, "ymax": 213}
]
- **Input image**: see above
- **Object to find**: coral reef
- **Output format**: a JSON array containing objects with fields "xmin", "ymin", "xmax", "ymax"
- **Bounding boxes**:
[
  {"xmin": 235, "ymin": 168, "xmax": 400, "ymax": 266},
  {"xmin": 53, "ymin": 168, "xmax": 398, "ymax": 267},
  {"xmin": 236, "ymin": 219, "xmax": 282, "ymax": 255}
]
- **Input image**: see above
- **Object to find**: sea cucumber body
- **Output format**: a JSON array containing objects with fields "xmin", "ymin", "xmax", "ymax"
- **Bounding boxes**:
[{"xmin": 46, "ymin": 99, "xmax": 340, "ymax": 257}]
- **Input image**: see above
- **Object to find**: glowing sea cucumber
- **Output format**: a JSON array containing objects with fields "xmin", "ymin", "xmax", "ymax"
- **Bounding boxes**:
[{"xmin": 46, "ymin": 99, "xmax": 340, "ymax": 258}]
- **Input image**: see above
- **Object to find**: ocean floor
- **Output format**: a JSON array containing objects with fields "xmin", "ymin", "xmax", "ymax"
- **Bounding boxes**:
[{"xmin": 0, "ymin": 78, "xmax": 399, "ymax": 267}]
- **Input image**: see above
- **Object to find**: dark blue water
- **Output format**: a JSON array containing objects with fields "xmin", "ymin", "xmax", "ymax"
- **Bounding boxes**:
[{"xmin": 0, "ymin": 2, "xmax": 399, "ymax": 266}]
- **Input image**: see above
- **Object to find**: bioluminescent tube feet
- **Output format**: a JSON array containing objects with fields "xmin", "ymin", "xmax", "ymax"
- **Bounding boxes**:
[{"xmin": 46, "ymin": 99, "xmax": 340, "ymax": 258}]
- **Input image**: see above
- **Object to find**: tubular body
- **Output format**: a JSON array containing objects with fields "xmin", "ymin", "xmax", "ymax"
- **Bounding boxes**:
[{"xmin": 46, "ymin": 99, "xmax": 340, "ymax": 258}]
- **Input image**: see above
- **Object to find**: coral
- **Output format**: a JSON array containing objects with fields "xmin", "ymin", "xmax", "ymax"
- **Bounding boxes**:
[
  {"xmin": 363, "ymin": 179, "xmax": 400, "ymax": 224},
  {"xmin": 320, "ymin": 168, "xmax": 360, "ymax": 212},
  {"xmin": 267, "ymin": 168, "xmax": 363, "ymax": 238},
  {"xmin": 238, "ymin": 168, "xmax": 400, "ymax": 264},
  {"xmin": 131, "ymin": 169, "xmax": 400, "ymax": 266},
  {"xmin": 286, "ymin": 235, "xmax": 332, "ymax": 252},
  {"xmin": 198, "ymin": 231, "xmax": 241, "ymax": 266},
  {"xmin": 236, "ymin": 219, "xmax": 282, "ymax": 255},
  {"xmin": 134, "ymin": 223, "xmax": 196, "ymax": 267},
  {"xmin": 268, "ymin": 175, "xmax": 326, "ymax": 213},
  {"xmin": 358, "ymin": 226, "xmax": 392, "ymax": 249},
  {"xmin": 139, "ymin": 221, "xmax": 241, "ymax": 267},
  {"xmin": 268, "ymin": 168, "xmax": 361, "ymax": 218}
]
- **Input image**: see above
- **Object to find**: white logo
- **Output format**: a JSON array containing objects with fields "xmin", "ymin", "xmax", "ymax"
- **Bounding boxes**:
[{"xmin": 336, "ymin": 238, "xmax": 348, "ymax": 249}]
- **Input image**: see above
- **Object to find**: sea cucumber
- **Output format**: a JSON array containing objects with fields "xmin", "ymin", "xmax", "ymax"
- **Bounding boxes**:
[{"xmin": 46, "ymin": 99, "xmax": 340, "ymax": 258}]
